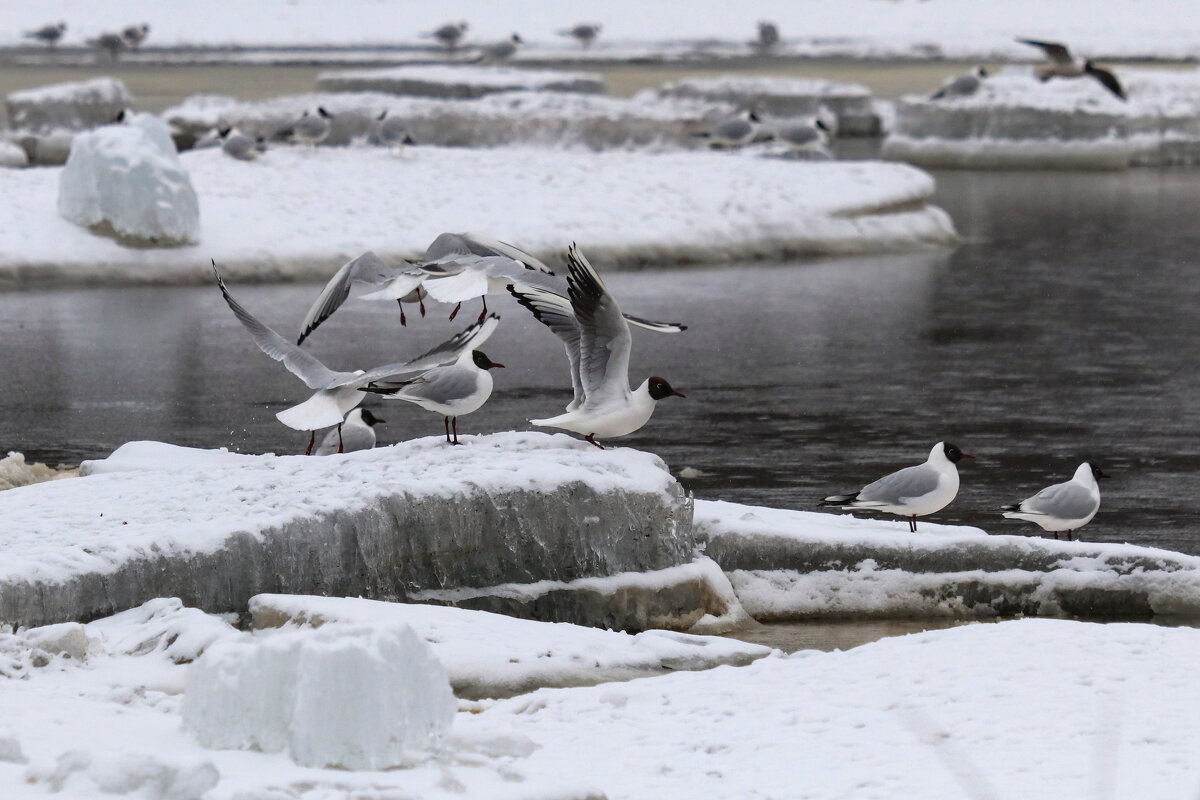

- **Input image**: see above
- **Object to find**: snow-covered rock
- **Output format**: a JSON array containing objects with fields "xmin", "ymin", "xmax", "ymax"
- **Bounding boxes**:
[
  {"xmin": 5, "ymin": 77, "xmax": 131, "ymax": 133},
  {"xmin": 647, "ymin": 76, "xmax": 881, "ymax": 135},
  {"xmin": 0, "ymin": 435, "xmax": 697, "ymax": 628},
  {"xmin": 183, "ymin": 623, "xmax": 454, "ymax": 769},
  {"xmin": 695, "ymin": 499, "xmax": 1200, "ymax": 620},
  {"xmin": 57, "ymin": 113, "xmax": 200, "ymax": 246},
  {"xmin": 884, "ymin": 67, "xmax": 1200, "ymax": 169},
  {"xmin": 316, "ymin": 64, "xmax": 606, "ymax": 98}
]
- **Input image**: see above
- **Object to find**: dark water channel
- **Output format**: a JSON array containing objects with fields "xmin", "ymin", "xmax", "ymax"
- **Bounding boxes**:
[{"xmin": 1, "ymin": 166, "xmax": 1198, "ymax": 554}]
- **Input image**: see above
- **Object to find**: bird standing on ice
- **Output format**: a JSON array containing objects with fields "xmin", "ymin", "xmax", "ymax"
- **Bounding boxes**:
[
  {"xmin": 1015, "ymin": 38, "xmax": 1126, "ymax": 100},
  {"xmin": 822, "ymin": 442, "xmax": 974, "ymax": 532},
  {"xmin": 558, "ymin": 23, "xmax": 601, "ymax": 48},
  {"xmin": 694, "ymin": 110, "xmax": 766, "ymax": 149},
  {"xmin": 25, "ymin": 22, "xmax": 66, "ymax": 47},
  {"xmin": 313, "ymin": 408, "xmax": 385, "ymax": 455},
  {"xmin": 1001, "ymin": 462, "xmax": 1108, "ymax": 541},
  {"xmin": 425, "ymin": 21, "xmax": 468, "ymax": 51},
  {"xmin": 931, "ymin": 67, "xmax": 989, "ymax": 100},
  {"xmin": 511, "ymin": 244, "xmax": 685, "ymax": 449},
  {"xmin": 289, "ymin": 107, "xmax": 333, "ymax": 147}
]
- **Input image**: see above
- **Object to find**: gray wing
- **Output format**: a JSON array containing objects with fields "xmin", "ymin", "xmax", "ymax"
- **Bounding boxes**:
[
  {"xmin": 298, "ymin": 251, "xmax": 411, "ymax": 345},
  {"xmin": 314, "ymin": 422, "xmax": 375, "ymax": 455},
  {"xmin": 355, "ymin": 314, "xmax": 499, "ymax": 386},
  {"xmin": 858, "ymin": 463, "xmax": 940, "ymax": 506},
  {"xmin": 212, "ymin": 262, "xmax": 352, "ymax": 390},
  {"xmin": 368, "ymin": 363, "xmax": 477, "ymax": 404},
  {"xmin": 423, "ymin": 231, "xmax": 555, "ymax": 274},
  {"xmin": 509, "ymin": 285, "xmax": 585, "ymax": 411},
  {"xmin": 566, "ymin": 244, "xmax": 632, "ymax": 404},
  {"xmin": 1016, "ymin": 38, "xmax": 1073, "ymax": 63},
  {"xmin": 1021, "ymin": 481, "xmax": 1098, "ymax": 520},
  {"xmin": 1088, "ymin": 66, "xmax": 1126, "ymax": 100},
  {"xmin": 713, "ymin": 118, "xmax": 752, "ymax": 141},
  {"xmin": 622, "ymin": 314, "xmax": 687, "ymax": 333},
  {"xmin": 780, "ymin": 125, "xmax": 821, "ymax": 146}
]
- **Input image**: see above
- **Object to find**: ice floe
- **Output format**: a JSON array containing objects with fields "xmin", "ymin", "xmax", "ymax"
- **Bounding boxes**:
[
  {"xmin": 0, "ymin": 452, "xmax": 76, "ymax": 491},
  {"xmin": 316, "ymin": 64, "xmax": 606, "ymax": 98},
  {"xmin": 4, "ymin": 77, "xmax": 130, "ymax": 133}
]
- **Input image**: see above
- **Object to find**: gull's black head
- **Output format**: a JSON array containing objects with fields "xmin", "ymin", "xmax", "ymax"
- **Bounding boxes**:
[
  {"xmin": 377, "ymin": 110, "xmax": 388, "ymax": 121},
  {"xmin": 648, "ymin": 376, "xmax": 685, "ymax": 401},
  {"xmin": 472, "ymin": 350, "xmax": 505, "ymax": 370},
  {"xmin": 317, "ymin": 106, "xmax": 333, "ymax": 119},
  {"xmin": 977, "ymin": 66, "xmax": 989, "ymax": 78},
  {"xmin": 816, "ymin": 118, "xmax": 830, "ymax": 132},
  {"xmin": 747, "ymin": 110, "xmax": 761, "ymax": 124},
  {"xmin": 1086, "ymin": 462, "xmax": 1110, "ymax": 480},
  {"xmin": 511, "ymin": 33, "xmax": 524, "ymax": 44},
  {"xmin": 943, "ymin": 442, "xmax": 974, "ymax": 463},
  {"xmin": 360, "ymin": 408, "xmax": 385, "ymax": 426}
]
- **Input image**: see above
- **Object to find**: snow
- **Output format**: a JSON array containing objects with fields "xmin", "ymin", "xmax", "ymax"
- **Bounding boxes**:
[
  {"xmin": 316, "ymin": 64, "xmax": 606, "ymax": 98},
  {"xmin": 4, "ymin": 77, "xmax": 131, "ymax": 133},
  {"xmin": 885, "ymin": 67, "xmax": 1200, "ymax": 169},
  {"xmin": 57, "ymin": 113, "xmax": 200, "ymax": 245},
  {"xmin": 3, "ymin": 1, "xmax": 1200, "ymax": 61},
  {"xmin": 251, "ymin": 593, "xmax": 768, "ymax": 699},
  {"xmin": 2, "ymin": 599, "xmax": 1199, "ymax": 798},
  {"xmin": 0, "ymin": 435, "xmax": 695, "ymax": 627},
  {"xmin": 695, "ymin": 499, "xmax": 1200, "ymax": 620},
  {"xmin": 183, "ymin": 622, "xmax": 455, "ymax": 769},
  {"xmin": 0, "ymin": 143, "xmax": 955, "ymax": 286}
]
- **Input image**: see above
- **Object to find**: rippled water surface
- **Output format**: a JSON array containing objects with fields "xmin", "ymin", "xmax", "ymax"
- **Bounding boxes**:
[{"xmin": 1, "ymin": 167, "xmax": 1198, "ymax": 553}]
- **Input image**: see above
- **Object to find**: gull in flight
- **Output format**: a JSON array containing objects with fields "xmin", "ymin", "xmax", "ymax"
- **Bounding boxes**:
[
  {"xmin": 313, "ymin": 408, "xmax": 385, "ymax": 456},
  {"xmin": 213, "ymin": 260, "xmax": 497, "ymax": 453},
  {"xmin": 297, "ymin": 251, "xmax": 431, "ymax": 344},
  {"xmin": 821, "ymin": 442, "xmax": 974, "ymax": 532},
  {"xmin": 510, "ymin": 244, "xmax": 685, "ymax": 448},
  {"xmin": 1001, "ymin": 462, "xmax": 1108, "ymax": 541},
  {"xmin": 1015, "ymin": 38, "xmax": 1126, "ymax": 100}
]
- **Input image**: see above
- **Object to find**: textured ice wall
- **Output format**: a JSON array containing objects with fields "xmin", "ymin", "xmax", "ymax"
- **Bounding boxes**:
[
  {"xmin": 57, "ymin": 113, "xmax": 200, "ymax": 245},
  {"xmin": 317, "ymin": 65, "xmax": 606, "ymax": 98},
  {"xmin": 6, "ymin": 77, "xmax": 132, "ymax": 133},
  {"xmin": 696, "ymin": 500, "xmax": 1200, "ymax": 620},
  {"xmin": 0, "ymin": 435, "xmax": 696, "ymax": 629},
  {"xmin": 183, "ymin": 623, "xmax": 454, "ymax": 769}
]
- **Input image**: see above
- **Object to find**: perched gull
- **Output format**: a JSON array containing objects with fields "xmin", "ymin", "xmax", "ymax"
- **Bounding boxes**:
[
  {"xmin": 372, "ymin": 111, "xmax": 416, "ymax": 150},
  {"xmin": 362, "ymin": 348, "xmax": 504, "ymax": 445},
  {"xmin": 821, "ymin": 442, "xmax": 974, "ymax": 532},
  {"xmin": 24, "ymin": 22, "xmax": 66, "ymax": 47},
  {"xmin": 313, "ymin": 408, "xmax": 385, "ymax": 456},
  {"xmin": 1015, "ymin": 38, "xmax": 1126, "ymax": 100},
  {"xmin": 213, "ymin": 260, "xmax": 497, "ymax": 453},
  {"xmin": 756, "ymin": 21, "xmax": 780, "ymax": 50},
  {"xmin": 693, "ymin": 110, "xmax": 766, "ymax": 149},
  {"xmin": 424, "ymin": 21, "xmax": 468, "ymax": 51},
  {"xmin": 476, "ymin": 33, "xmax": 523, "ymax": 63},
  {"xmin": 88, "ymin": 32, "xmax": 126, "ymax": 60},
  {"xmin": 774, "ymin": 117, "xmax": 833, "ymax": 159},
  {"xmin": 558, "ymin": 23, "xmax": 601, "ymax": 48},
  {"xmin": 511, "ymin": 244, "xmax": 685, "ymax": 449},
  {"xmin": 218, "ymin": 127, "xmax": 264, "ymax": 161},
  {"xmin": 122, "ymin": 23, "xmax": 150, "ymax": 49},
  {"xmin": 288, "ymin": 107, "xmax": 333, "ymax": 146},
  {"xmin": 1001, "ymin": 462, "xmax": 1108, "ymax": 541},
  {"xmin": 297, "ymin": 251, "xmax": 429, "ymax": 344},
  {"xmin": 931, "ymin": 67, "xmax": 988, "ymax": 100}
]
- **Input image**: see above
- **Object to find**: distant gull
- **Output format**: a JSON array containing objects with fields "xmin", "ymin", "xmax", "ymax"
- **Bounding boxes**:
[
  {"xmin": 213, "ymin": 260, "xmax": 497, "ymax": 453},
  {"xmin": 931, "ymin": 67, "xmax": 988, "ymax": 100},
  {"xmin": 362, "ymin": 348, "xmax": 504, "ymax": 445},
  {"xmin": 475, "ymin": 33, "xmax": 523, "ymax": 63},
  {"xmin": 314, "ymin": 408, "xmax": 385, "ymax": 455},
  {"xmin": 424, "ymin": 21, "xmax": 468, "ymax": 51},
  {"xmin": 1001, "ymin": 462, "xmax": 1108, "ymax": 541},
  {"xmin": 122, "ymin": 23, "xmax": 150, "ymax": 49},
  {"xmin": 558, "ymin": 23, "xmax": 601, "ymax": 48},
  {"xmin": 1015, "ymin": 38, "xmax": 1126, "ymax": 100},
  {"xmin": 821, "ymin": 442, "xmax": 974, "ymax": 532},
  {"xmin": 756, "ymin": 21, "xmax": 780, "ymax": 50},
  {"xmin": 218, "ymin": 127, "xmax": 263, "ymax": 161},
  {"xmin": 693, "ymin": 110, "xmax": 767, "ymax": 149},
  {"xmin": 511, "ymin": 244, "xmax": 685, "ymax": 448},
  {"xmin": 88, "ymin": 32, "xmax": 126, "ymax": 60},
  {"xmin": 24, "ymin": 22, "xmax": 66, "ymax": 47},
  {"xmin": 774, "ymin": 117, "xmax": 833, "ymax": 159},
  {"xmin": 288, "ymin": 107, "xmax": 333, "ymax": 147},
  {"xmin": 373, "ymin": 111, "xmax": 416, "ymax": 151}
]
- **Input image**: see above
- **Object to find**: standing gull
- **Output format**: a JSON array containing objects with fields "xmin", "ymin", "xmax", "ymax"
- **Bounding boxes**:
[
  {"xmin": 24, "ymin": 23, "xmax": 67, "ymax": 47},
  {"xmin": 510, "ymin": 244, "xmax": 685, "ymax": 448},
  {"xmin": 218, "ymin": 127, "xmax": 264, "ymax": 161},
  {"xmin": 558, "ymin": 24, "xmax": 601, "ymax": 49},
  {"xmin": 288, "ymin": 107, "xmax": 333, "ymax": 147},
  {"xmin": 122, "ymin": 24, "xmax": 150, "ymax": 49},
  {"xmin": 821, "ymin": 442, "xmax": 974, "ymax": 532},
  {"xmin": 931, "ymin": 67, "xmax": 988, "ymax": 100},
  {"xmin": 1015, "ymin": 38, "xmax": 1126, "ymax": 100},
  {"xmin": 476, "ymin": 33, "xmax": 523, "ymax": 63},
  {"xmin": 693, "ymin": 110, "xmax": 766, "ymax": 149},
  {"xmin": 88, "ymin": 32, "xmax": 126, "ymax": 60},
  {"xmin": 774, "ymin": 117, "xmax": 833, "ymax": 159},
  {"xmin": 373, "ymin": 111, "xmax": 416, "ymax": 151},
  {"xmin": 313, "ymin": 408, "xmax": 385, "ymax": 456},
  {"xmin": 213, "ymin": 261, "xmax": 497, "ymax": 453},
  {"xmin": 1001, "ymin": 462, "xmax": 1108, "ymax": 541},
  {"xmin": 756, "ymin": 21, "xmax": 780, "ymax": 51},
  {"xmin": 424, "ymin": 21, "xmax": 468, "ymax": 51}
]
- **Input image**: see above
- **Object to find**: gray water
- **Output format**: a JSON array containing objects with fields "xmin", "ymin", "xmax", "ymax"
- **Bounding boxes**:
[{"xmin": 1, "ymin": 167, "xmax": 1198, "ymax": 554}]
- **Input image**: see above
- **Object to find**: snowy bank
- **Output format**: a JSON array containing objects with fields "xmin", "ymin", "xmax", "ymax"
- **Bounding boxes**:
[
  {"xmin": 4, "ymin": 603, "xmax": 1200, "ymax": 798},
  {"xmin": 696, "ymin": 500, "xmax": 1200, "ymax": 620},
  {"xmin": 316, "ymin": 65, "xmax": 606, "ymax": 98},
  {"xmin": 885, "ymin": 67, "xmax": 1200, "ymax": 170},
  {"xmin": 0, "ymin": 434, "xmax": 700, "ymax": 629},
  {"xmin": 0, "ymin": 145, "xmax": 955, "ymax": 287}
]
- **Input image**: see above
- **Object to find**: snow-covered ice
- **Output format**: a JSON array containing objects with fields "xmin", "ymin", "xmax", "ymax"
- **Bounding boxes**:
[
  {"xmin": 885, "ymin": 67, "xmax": 1200, "ymax": 169},
  {"xmin": 0, "ymin": 140, "xmax": 28, "ymax": 167},
  {"xmin": 57, "ymin": 113, "xmax": 200, "ymax": 246},
  {"xmin": 695, "ymin": 499, "xmax": 1200, "ymax": 620},
  {"xmin": 184, "ymin": 622, "xmax": 455, "ymax": 769},
  {"xmin": 4, "ymin": 77, "xmax": 131, "ymax": 133},
  {"xmin": 1, "ymin": 143, "xmax": 955, "ymax": 286},
  {"xmin": 0, "ymin": 452, "xmax": 76, "ymax": 491},
  {"xmin": 316, "ymin": 64, "xmax": 606, "ymax": 98}
]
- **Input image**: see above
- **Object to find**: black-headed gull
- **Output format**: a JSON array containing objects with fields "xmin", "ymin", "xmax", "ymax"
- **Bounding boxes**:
[
  {"xmin": 511, "ymin": 244, "xmax": 684, "ymax": 449},
  {"xmin": 1001, "ymin": 462, "xmax": 1108, "ymax": 541},
  {"xmin": 88, "ymin": 32, "xmax": 126, "ymax": 60},
  {"xmin": 476, "ymin": 33, "xmax": 523, "ymax": 63},
  {"xmin": 1015, "ymin": 38, "xmax": 1126, "ymax": 100},
  {"xmin": 25, "ymin": 22, "xmax": 66, "ymax": 47},
  {"xmin": 289, "ymin": 107, "xmax": 333, "ymax": 146},
  {"xmin": 694, "ymin": 110, "xmax": 766, "ymax": 149},
  {"xmin": 218, "ymin": 127, "xmax": 263, "ymax": 161},
  {"xmin": 297, "ymin": 251, "xmax": 429, "ymax": 344},
  {"xmin": 313, "ymin": 408, "xmax": 385, "ymax": 456},
  {"xmin": 213, "ymin": 261, "xmax": 497, "ymax": 453},
  {"xmin": 822, "ymin": 442, "xmax": 974, "ymax": 532},
  {"xmin": 424, "ymin": 21, "xmax": 468, "ymax": 50},
  {"xmin": 122, "ymin": 23, "xmax": 150, "ymax": 49},
  {"xmin": 373, "ymin": 111, "xmax": 416, "ymax": 151},
  {"xmin": 774, "ymin": 118, "xmax": 832, "ymax": 158},
  {"xmin": 931, "ymin": 67, "xmax": 989, "ymax": 100},
  {"xmin": 362, "ymin": 349, "xmax": 504, "ymax": 445},
  {"xmin": 558, "ymin": 23, "xmax": 601, "ymax": 48}
]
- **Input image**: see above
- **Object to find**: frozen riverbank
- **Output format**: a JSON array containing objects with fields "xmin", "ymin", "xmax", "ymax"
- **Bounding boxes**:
[{"xmin": 0, "ymin": 145, "xmax": 955, "ymax": 287}]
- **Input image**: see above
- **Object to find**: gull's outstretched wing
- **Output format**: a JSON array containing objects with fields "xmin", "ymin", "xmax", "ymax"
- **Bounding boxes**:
[
  {"xmin": 565, "ymin": 244, "xmax": 632, "ymax": 405},
  {"xmin": 355, "ymin": 314, "xmax": 500, "ymax": 386},
  {"xmin": 1015, "ymin": 38, "xmax": 1073, "ymax": 64},
  {"xmin": 297, "ymin": 251, "xmax": 418, "ymax": 345},
  {"xmin": 509, "ymin": 285, "xmax": 585, "ymax": 411}
]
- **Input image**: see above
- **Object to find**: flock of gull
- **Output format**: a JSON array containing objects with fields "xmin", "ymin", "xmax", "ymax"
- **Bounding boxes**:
[{"xmin": 932, "ymin": 37, "xmax": 1127, "ymax": 101}]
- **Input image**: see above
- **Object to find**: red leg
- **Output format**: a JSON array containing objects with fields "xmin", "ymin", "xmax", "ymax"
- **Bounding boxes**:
[
  {"xmin": 397, "ymin": 299, "xmax": 407, "ymax": 327},
  {"xmin": 337, "ymin": 423, "xmax": 344, "ymax": 454},
  {"xmin": 1053, "ymin": 532, "xmax": 1060, "ymax": 540},
  {"xmin": 584, "ymin": 433, "xmax": 605, "ymax": 450},
  {"xmin": 476, "ymin": 297, "xmax": 488, "ymax": 325},
  {"xmin": 444, "ymin": 416, "xmax": 452, "ymax": 444},
  {"xmin": 448, "ymin": 302, "xmax": 461, "ymax": 321},
  {"xmin": 305, "ymin": 430, "xmax": 315, "ymax": 456},
  {"xmin": 1067, "ymin": 530, "xmax": 1074, "ymax": 542},
  {"xmin": 451, "ymin": 417, "xmax": 462, "ymax": 445}
]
